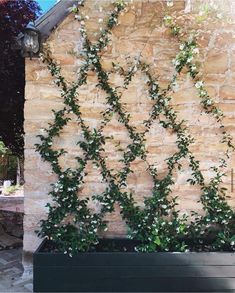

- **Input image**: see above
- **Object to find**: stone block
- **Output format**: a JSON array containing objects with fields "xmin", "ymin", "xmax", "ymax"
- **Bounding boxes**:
[
  {"xmin": 215, "ymin": 32, "xmax": 235, "ymax": 49},
  {"xmin": 220, "ymin": 85, "xmax": 235, "ymax": 100},
  {"xmin": 119, "ymin": 12, "xmax": 136, "ymax": 26},
  {"xmin": 204, "ymin": 50, "xmax": 228, "ymax": 74},
  {"xmin": 231, "ymin": 51, "xmax": 235, "ymax": 72}
]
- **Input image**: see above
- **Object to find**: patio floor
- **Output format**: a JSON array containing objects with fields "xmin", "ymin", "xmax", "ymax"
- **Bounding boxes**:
[{"xmin": 0, "ymin": 248, "xmax": 32, "ymax": 292}]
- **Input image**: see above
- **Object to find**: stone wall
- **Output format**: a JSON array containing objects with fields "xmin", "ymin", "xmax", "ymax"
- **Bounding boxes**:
[{"xmin": 23, "ymin": 0, "xmax": 235, "ymax": 265}]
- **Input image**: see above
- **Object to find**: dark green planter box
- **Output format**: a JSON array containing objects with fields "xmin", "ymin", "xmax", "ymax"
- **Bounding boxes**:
[{"xmin": 34, "ymin": 240, "xmax": 235, "ymax": 292}]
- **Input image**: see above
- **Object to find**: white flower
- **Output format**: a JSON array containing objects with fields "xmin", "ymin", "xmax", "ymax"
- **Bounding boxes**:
[
  {"xmin": 98, "ymin": 18, "xmax": 103, "ymax": 23},
  {"xmin": 199, "ymin": 89, "xmax": 207, "ymax": 96},
  {"xmin": 179, "ymin": 43, "xmax": 185, "ymax": 50},
  {"xmin": 195, "ymin": 81, "xmax": 204, "ymax": 88},
  {"xmin": 186, "ymin": 57, "xmax": 193, "ymax": 63},
  {"xmin": 163, "ymin": 15, "xmax": 172, "ymax": 22},
  {"xmin": 212, "ymin": 4, "xmax": 218, "ymax": 10},
  {"xmin": 75, "ymin": 15, "xmax": 81, "ymax": 20},
  {"xmin": 192, "ymin": 48, "xmax": 199, "ymax": 55},
  {"xmin": 172, "ymin": 81, "xmax": 179, "ymax": 91},
  {"xmin": 167, "ymin": 1, "xmax": 174, "ymax": 7},
  {"xmin": 173, "ymin": 59, "xmax": 180, "ymax": 66},
  {"xmin": 206, "ymin": 99, "xmax": 212, "ymax": 106},
  {"xmin": 188, "ymin": 34, "xmax": 194, "ymax": 43}
]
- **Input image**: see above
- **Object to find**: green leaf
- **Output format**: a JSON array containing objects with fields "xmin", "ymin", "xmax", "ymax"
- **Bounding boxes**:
[{"xmin": 154, "ymin": 237, "xmax": 161, "ymax": 246}]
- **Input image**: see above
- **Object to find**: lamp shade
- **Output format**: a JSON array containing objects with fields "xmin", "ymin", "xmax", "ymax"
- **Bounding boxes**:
[{"xmin": 22, "ymin": 23, "xmax": 40, "ymax": 57}]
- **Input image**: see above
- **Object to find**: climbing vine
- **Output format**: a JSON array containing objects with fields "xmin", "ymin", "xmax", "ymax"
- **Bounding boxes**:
[{"xmin": 36, "ymin": 0, "xmax": 235, "ymax": 256}]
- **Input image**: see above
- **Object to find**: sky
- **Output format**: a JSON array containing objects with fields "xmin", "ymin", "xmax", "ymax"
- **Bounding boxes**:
[{"xmin": 37, "ymin": 0, "xmax": 57, "ymax": 13}]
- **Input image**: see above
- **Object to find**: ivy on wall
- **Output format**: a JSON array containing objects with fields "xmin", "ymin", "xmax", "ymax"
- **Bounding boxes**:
[{"xmin": 35, "ymin": 0, "xmax": 235, "ymax": 256}]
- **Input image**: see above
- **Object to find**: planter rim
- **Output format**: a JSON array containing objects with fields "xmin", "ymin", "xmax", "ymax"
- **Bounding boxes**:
[{"xmin": 35, "ymin": 239, "xmax": 235, "ymax": 255}]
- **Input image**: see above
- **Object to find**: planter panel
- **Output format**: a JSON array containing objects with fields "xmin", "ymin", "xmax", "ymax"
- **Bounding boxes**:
[{"xmin": 34, "ymin": 241, "xmax": 235, "ymax": 292}]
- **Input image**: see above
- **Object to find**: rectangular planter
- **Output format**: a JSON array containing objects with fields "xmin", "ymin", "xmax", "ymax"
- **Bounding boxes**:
[{"xmin": 34, "ymin": 239, "xmax": 235, "ymax": 292}]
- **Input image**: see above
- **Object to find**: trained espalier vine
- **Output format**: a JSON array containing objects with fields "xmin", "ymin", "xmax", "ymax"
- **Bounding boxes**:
[{"xmin": 35, "ymin": 0, "xmax": 235, "ymax": 256}]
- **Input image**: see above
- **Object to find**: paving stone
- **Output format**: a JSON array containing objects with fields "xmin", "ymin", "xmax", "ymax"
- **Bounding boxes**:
[
  {"xmin": 24, "ymin": 282, "xmax": 33, "ymax": 292},
  {"xmin": 0, "ymin": 257, "xmax": 8, "ymax": 265},
  {"xmin": 0, "ymin": 223, "xmax": 22, "ymax": 245},
  {"xmin": 0, "ymin": 248, "xmax": 32, "ymax": 293},
  {"xmin": 12, "ymin": 276, "xmax": 33, "ymax": 287}
]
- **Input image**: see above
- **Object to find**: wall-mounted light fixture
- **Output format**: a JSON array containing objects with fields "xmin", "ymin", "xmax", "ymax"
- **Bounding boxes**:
[{"xmin": 21, "ymin": 23, "xmax": 40, "ymax": 59}]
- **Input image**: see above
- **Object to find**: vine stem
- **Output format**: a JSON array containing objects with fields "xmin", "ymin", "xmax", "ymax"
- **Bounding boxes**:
[{"xmin": 35, "ymin": 0, "xmax": 235, "ymax": 254}]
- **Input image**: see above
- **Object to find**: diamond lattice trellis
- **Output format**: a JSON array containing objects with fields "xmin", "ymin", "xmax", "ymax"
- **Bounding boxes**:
[{"xmin": 35, "ymin": 0, "xmax": 235, "ymax": 254}]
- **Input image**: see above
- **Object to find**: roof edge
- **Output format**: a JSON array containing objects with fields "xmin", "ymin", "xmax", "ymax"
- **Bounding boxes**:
[{"xmin": 36, "ymin": 0, "xmax": 77, "ymax": 41}]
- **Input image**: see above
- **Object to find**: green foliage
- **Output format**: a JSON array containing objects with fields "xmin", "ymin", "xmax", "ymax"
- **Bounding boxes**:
[
  {"xmin": 0, "ymin": 139, "xmax": 7, "ymax": 156},
  {"xmin": 0, "ymin": 0, "xmax": 41, "ymax": 157},
  {"xmin": 0, "ymin": 153, "xmax": 18, "ymax": 183},
  {"xmin": 35, "ymin": 0, "xmax": 235, "ymax": 255},
  {"xmin": 4, "ymin": 184, "xmax": 21, "ymax": 195}
]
